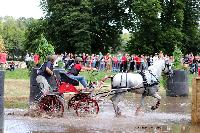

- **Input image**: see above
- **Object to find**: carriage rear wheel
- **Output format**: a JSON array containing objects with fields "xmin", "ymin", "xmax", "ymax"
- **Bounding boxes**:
[
  {"xmin": 38, "ymin": 95, "xmax": 64, "ymax": 117},
  {"xmin": 75, "ymin": 97, "xmax": 99, "ymax": 117}
]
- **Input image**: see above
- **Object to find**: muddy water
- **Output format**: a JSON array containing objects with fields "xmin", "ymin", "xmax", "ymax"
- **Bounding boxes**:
[{"xmin": 4, "ymin": 93, "xmax": 200, "ymax": 133}]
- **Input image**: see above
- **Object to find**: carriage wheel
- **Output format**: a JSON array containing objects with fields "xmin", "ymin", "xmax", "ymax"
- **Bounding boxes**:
[
  {"xmin": 38, "ymin": 95, "xmax": 64, "ymax": 117},
  {"xmin": 68, "ymin": 95, "xmax": 78, "ymax": 110},
  {"xmin": 68, "ymin": 93, "xmax": 89, "ymax": 110},
  {"xmin": 75, "ymin": 97, "xmax": 99, "ymax": 117}
]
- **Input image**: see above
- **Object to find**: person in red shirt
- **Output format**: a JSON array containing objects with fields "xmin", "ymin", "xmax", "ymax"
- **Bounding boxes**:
[
  {"xmin": 67, "ymin": 57, "xmax": 95, "ymax": 91},
  {"xmin": 120, "ymin": 54, "xmax": 127, "ymax": 72},
  {"xmin": 34, "ymin": 53, "xmax": 40, "ymax": 66},
  {"xmin": 134, "ymin": 55, "xmax": 141, "ymax": 71},
  {"xmin": 112, "ymin": 55, "xmax": 118, "ymax": 72}
]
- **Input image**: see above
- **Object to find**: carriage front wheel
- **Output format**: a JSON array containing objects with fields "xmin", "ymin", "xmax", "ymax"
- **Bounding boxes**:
[
  {"xmin": 75, "ymin": 97, "xmax": 99, "ymax": 117},
  {"xmin": 38, "ymin": 95, "xmax": 64, "ymax": 117}
]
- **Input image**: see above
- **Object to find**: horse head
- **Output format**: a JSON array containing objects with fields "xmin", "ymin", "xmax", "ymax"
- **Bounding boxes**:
[{"xmin": 162, "ymin": 59, "xmax": 173, "ymax": 77}]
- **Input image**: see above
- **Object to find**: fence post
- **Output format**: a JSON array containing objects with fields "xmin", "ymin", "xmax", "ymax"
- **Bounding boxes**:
[
  {"xmin": 0, "ymin": 70, "xmax": 4, "ymax": 132},
  {"xmin": 192, "ymin": 77, "xmax": 200, "ymax": 124}
]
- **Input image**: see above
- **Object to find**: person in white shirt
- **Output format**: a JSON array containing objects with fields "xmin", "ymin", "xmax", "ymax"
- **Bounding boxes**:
[{"xmin": 153, "ymin": 53, "xmax": 159, "ymax": 65}]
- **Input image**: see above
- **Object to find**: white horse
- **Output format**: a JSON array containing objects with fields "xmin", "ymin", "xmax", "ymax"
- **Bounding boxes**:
[{"xmin": 110, "ymin": 58, "xmax": 173, "ymax": 116}]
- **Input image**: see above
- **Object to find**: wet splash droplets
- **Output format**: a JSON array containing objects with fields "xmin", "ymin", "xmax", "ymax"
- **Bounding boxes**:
[{"xmin": 4, "ymin": 94, "xmax": 194, "ymax": 133}]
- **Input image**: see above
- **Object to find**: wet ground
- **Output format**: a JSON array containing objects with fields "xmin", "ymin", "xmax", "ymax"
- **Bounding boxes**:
[{"xmin": 4, "ymin": 93, "xmax": 200, "ymax": 133}]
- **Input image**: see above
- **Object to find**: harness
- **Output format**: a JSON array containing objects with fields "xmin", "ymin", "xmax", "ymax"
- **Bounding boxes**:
[
  {"xmin": 112, "ymin": 73, "xmax": 128, "ymax": 89},
  {"xmin": 148, "ymin": 70, "xmax": 159, "ymax": 86},
  {"xmin": 139, "ymin": 70, "xmax": 159, "ymax": 88},
  {"xmin": 119, "ymin": 73, "xmax": 128, "ymax": 87}
]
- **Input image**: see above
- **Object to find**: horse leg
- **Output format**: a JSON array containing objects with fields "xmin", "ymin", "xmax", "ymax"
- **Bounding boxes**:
[
  {"xmin": 151, "ymin": 92, "xmax": 161, "ymax": 110},
  {"xmin": 110, "ymin": 92, "xmax": 125, "ymax": 117},
  {"xmin": 135, "ymin": 94, "xmax": 145, "ymax": 115}
]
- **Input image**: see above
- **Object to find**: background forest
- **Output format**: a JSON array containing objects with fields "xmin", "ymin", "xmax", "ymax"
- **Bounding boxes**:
[{"xmin": 0, "ymin": 0, "xmax": 199, "ymax": 60}]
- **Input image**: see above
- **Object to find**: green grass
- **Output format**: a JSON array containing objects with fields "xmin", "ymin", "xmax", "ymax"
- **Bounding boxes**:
[
  {"xmin": 80, "ymin": 70, "xmax": 116, "ymax": 83},
  {"xmin": 5, "ymin": 68, "xmax": 29, "ymax": 80}
]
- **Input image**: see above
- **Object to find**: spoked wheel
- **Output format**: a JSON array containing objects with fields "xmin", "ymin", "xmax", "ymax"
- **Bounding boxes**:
[
  {"xmin": 68, "ymin": 93, "xmax": 89, "ymax": 110},
  {"xmin": 38, "ymin": 95, "xmax": 64, "ymax": 117},
  {"xmin": 68, "ymin": 95, "xmax": 78, "ymax": 110},
  {"xmin": 75, "ymin": 97, "xmax": 99, "ymax": 117}
]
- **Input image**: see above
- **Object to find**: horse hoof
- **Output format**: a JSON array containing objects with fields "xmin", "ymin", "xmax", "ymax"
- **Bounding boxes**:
[
  {"xmin": 135, "ymin": 110, "xmax": 139, "ymax": 116},
  {"xmin": 151, "ymin": 106, "xmax": 156, "ymax": 110},
  {"xmin": 115, "ymin": 112, "xmax": 121, "ymax": 117}
]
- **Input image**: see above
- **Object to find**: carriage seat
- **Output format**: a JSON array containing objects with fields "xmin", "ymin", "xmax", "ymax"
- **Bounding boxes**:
[{"xmin": 59, "ymin": 72, "xmax": 79, "ymax": 86}]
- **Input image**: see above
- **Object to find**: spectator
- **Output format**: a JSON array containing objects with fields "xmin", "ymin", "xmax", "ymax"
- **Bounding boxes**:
[
  {"xmin": 129, "ymin": 54, "xmax": 135, "ymax": 72},
  {"xmin": 33, "ymin": 53, "xmax": 40, "ymax": 66},
  {"xmin": 134, "ymin": 55, "xmax": 141, "ymax": 71},
  {"xmin": 112, "ymin": 55, "xmax": 118, "ymax": 72},
  {"xmin": 120, "ymin": 54, "xmax": 128, "ymax": 72}
]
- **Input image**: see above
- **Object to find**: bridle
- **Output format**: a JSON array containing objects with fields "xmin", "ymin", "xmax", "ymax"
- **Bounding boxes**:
[{"xmin": 163, "ymin": 60, "xmax": 173, "ymax": 77}]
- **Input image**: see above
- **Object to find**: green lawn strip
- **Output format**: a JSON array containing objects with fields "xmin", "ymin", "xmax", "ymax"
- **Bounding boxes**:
[{"xmin": 5, "ymin": 68, "xmax": 29, "ymax": 80}]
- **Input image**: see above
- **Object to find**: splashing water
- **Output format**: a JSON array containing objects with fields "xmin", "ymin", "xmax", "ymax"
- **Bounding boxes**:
[{"xmin": 4, "ymin": 94, "xmax": 196, "ymax": 133}]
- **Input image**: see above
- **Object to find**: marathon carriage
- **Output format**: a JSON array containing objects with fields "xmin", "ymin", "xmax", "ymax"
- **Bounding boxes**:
[
  {"xmin": 37, "ymin": 70, "xmax": 102, "ymax": 117},
  {"xmin": 37, "ymin": 58, "xmax": 173, "ymax": 117}
]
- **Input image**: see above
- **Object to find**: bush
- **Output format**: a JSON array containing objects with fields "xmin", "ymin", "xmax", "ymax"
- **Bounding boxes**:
[{"xmin": 172, "ymin": 45, "xmax": 183, "ymax": 70}]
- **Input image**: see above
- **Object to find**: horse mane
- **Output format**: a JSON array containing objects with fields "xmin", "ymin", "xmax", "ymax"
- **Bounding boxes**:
[{"xmin": 148, "ymin": 59, "xmax": 165, "ymax": 78}]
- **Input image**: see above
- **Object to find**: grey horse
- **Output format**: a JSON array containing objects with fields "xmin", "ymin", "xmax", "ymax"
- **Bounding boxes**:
[{"xmin": 110, "ymin": 59, "xmax": 173, "ymax": 116}]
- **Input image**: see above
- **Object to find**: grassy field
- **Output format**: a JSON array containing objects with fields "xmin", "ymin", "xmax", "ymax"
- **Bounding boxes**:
[{"xmin": 4, "ymin": 68, "xmax": 198, "ymax": 109}]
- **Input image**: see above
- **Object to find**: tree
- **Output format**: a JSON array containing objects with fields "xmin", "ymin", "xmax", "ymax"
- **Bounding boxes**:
[
  {"xmin": 182, "ymin": 0, "xmax": 200, "ymax": 54},
  {"xmin": 35, "ymin": 34, "xmax": 54, "ymax": 64},
  {"xmin": 0, "ymin": 35, "xmax": 6, "ymax": 53},
  {"xmin": 1, "ymin": 16, "xmax": 27, "ymax": 58},
  {"xmin": 90, "ymin": 0, "xmax": 128, "ymax": 53},
  {"xmin": 127, "ymin": 0, "xmax": 162, "ymax": 55},
  {"xmin": 40, "ymin": 0, "xmax": 129, "ymax": 54},
  {"xmin": 41, "ymin": 0, "xmax": 93, "ymax": 53},
  {"xmin": 24, "ymin": 18, "xmax": 47, "ymax": 53},
  {"xmin": 159, "ymin": 0, "xmax": 185, "ymax": 54}
]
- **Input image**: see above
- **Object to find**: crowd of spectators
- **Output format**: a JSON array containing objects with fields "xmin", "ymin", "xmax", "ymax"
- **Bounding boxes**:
[
  {"xmin": 183, "ymin": 53, "xmax": 200, "ymax": 74},
  {"xmin": 54, "ymin": 52, "xmax": 172, "ymax": 73},
  {"xmin": 23, "ymin": 51, "xmax": 200, "ymax": 75}
]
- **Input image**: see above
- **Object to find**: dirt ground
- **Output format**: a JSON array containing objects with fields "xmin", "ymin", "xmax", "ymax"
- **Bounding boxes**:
[{"xmin": 4, "ymin": 79, "xmax": 30, "ymax": 108}]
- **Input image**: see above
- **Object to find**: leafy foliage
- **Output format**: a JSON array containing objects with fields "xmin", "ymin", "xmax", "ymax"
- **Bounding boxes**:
[
  {"xmin": 126, "ymin": 0, "xmax": 162, "ymax": 55},
  {"xmin": 0, "ymin": 1, "xmax": 199, "ymax": 56},
  {"xmin": 126, "ymin": 0, "xmax": 199, "ymax": 55},
  {"xmin": 40, "ymin": 0, "xmax": 129, "ymax": 54},
  {"xmin": 35, "ymin": 34, "xmax": 55, "ymax": 64},
  {"xmin": 182, "ymin": 0, "xmax": 200, "ymax": 54},
  {"xmin": 0, "ymin": 35, "xmax": 6, "ymax": 53},
  {"xmin": 24, "ymin": 18, "xmax": 47, "ymax": 53},
  {"xmin": 172, "ymin": 45, "xmax": 183, "ymax": 70}
]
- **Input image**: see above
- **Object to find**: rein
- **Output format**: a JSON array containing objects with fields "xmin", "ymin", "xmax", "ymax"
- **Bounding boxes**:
[{"xmin": 148, "ymin": 70, "xmax": 160, "ymax": 84}]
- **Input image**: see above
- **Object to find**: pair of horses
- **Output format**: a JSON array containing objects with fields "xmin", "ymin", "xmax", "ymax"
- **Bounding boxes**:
[{"xmin": 109, "ymin": 58, "xmax": 173, "ymax": 116}]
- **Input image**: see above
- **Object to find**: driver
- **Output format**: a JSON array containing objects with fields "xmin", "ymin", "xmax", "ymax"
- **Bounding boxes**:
[
  {"xmin": 67, "ymin": 57, "xmax": 95, "ymax": 92},
  {"xmin": 36, "ymin": 55, "xmax": 56, "ymax": 95}
]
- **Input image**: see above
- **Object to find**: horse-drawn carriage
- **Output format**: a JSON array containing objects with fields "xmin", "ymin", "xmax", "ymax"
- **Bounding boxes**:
[{"xmin": 36, "ymin": 58, "xmax": 173, "ymax": 117}]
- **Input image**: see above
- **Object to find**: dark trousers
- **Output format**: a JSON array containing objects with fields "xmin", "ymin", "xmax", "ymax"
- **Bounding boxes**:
[{"xmin": 120, "ymin": 63, "xmax": 127, "ymax": 72}]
